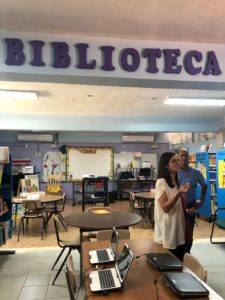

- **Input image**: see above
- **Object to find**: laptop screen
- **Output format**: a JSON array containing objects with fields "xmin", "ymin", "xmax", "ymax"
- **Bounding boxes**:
[
  {"xmin": 110, "ymin": 228, "xmax": 119, "ymax": 256},
  {"xmin": 116, "ymin": 244, "xmax": 134, "ymax": 283}
]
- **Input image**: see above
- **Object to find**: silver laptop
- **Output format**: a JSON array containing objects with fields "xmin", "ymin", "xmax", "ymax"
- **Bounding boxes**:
[
  {"xmin": 147, "ymin": 252, "xmax": 183, "ymax": 271},
  {"xmin": 89, "ymin": 227, "xmax": 119, "ymax": 264},
  {"xmin": 89, "ymin": 244, "xmax": 134, "ymax": 292},
  {"xmin": 163, "ymin": 272, "xmax": 209, "ymax": 298}
]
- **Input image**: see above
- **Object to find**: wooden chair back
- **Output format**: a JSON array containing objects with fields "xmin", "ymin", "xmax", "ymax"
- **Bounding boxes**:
[
  {"xmin": 97, "ymin": 229, "xmax": 130, "ymax": 241},
  {"xmin": 183, "ymin": 253, "xmax": 208, "ymax": 282},
  {"xmin": 47, "ymin": 175, "xmax": 61, "ymax": 194},
  {"xmin": 66, "ymin": 254, "xmax": 77, "ymax": 300}
]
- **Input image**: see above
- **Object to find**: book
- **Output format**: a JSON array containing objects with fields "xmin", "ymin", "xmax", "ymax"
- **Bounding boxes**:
[
  {"xmin": 0, "ymin": 227, "xmax": 4, "ymax": 246},
  {"xmin": 0, "ymin": 222, "xmax": 9, "ymax": 241},
  {"xmin": 0, "ymin": 165, "xmax": 3, "ymax": 186},
  {"xmin": 91, "ymin": 209, "xmax": 111, "ymax": 215},
  {"xmin": 0, "ymin": 197, "xmax": 3, "ymax": 214},
  {"xmin": 0, "ymin": 147, "xmax": 9, "ymax": 163},
  {"xmin": 21, "ymin": 174, "xmax": 39, "ymax": 193}
]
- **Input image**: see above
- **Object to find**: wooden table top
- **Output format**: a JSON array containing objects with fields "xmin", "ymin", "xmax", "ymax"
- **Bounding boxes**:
[
  {"xmin": 64, "ymin": 209, "xmax": 142, "ymax": 230},
  {"xmin": 13, "ymin": 193, "xmax": 63, "ymax": 204},
  {"xmin": 135, "ymin": 191, "xmax": 155, "ymax": 200},
  {"xmin": 82, "ymin": 238, "xmax": 223, "ymax": 300}
]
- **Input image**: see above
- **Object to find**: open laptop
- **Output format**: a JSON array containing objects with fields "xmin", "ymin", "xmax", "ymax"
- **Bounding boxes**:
[
  {"xmin": 89, "ymin": 227, "xmax": 119, "ymax": 264},
  {"xmin": 147, "ymin": 252, "xmax": 183, "ymax": 271},
  {"xmin": 163, "ymin": 272, "xmax": 209, "ymax": 298},
  {"xmin": 89, "ymin": 244, "xmax": 134, "ymax": 292}
]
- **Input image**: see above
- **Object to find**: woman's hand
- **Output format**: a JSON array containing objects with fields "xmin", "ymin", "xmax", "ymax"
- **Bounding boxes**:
[{"xmin": 179, "ymin": 183, "xmax": 190, "ymax": 194}]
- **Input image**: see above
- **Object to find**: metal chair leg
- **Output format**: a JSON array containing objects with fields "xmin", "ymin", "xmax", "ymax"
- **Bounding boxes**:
[
  {"xmin": 52, "ymin": 248, "xmax": 72, "ymax": 285},
  {"xmin": 52, "ymin": 248, "xmax": 66, "ymax": 270}
]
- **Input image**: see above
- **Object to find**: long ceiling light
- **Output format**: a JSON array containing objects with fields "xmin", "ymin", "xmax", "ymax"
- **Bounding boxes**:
[
  {"xmin": 164, "ymin": 98, "xmax": 225, "ymax": 107},
  {"xmin": 0, "ymin": 90, "xmax": 38, "ymax": 101}
]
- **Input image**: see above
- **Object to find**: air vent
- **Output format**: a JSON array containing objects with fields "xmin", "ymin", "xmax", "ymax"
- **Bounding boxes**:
[
  {"xmin": 122, "ymin": 134, "xmax": 155, "ymax": 143},
  {"xmin": 17, "ymin": 133, "xmax": 54, "ymax": 142}
]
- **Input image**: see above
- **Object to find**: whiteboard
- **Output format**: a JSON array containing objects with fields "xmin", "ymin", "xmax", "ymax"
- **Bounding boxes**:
[{"xmin": 67, "ymin": 147, "xmax": 113, "ymax": 181}]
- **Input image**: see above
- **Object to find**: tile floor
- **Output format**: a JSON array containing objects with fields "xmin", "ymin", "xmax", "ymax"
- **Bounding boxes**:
[{"xmin": 0, "ymin": 247, "xmax": 84, "ymax": 300}]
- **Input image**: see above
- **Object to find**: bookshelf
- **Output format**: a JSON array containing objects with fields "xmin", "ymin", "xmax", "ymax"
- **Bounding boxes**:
[
  {"xmin": 196, "ymin": 152, "xmax": 216, "ymax": 220},
  {"xmin": 189, "ymin": 154, "xmax": 196, "ymax": 168},
  {"xmin": 0, "ymin": 150, "xmax": 15, "ymax": 254},
  {"xmin": 216, "ymin": 150, "xmax": 225, "ymax": 219}
]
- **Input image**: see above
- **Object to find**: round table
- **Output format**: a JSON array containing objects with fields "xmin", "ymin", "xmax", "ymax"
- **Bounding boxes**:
[
  {"xmin": 134, "ymin": 191, "xmax": 155, "ymax": 225},
  {"xmin": 64, "ymin": 209, "xmax": 142, "ymax": 283},
  {"xmin": 13, "ymin": 193, "xmax": 63, "ymax": 227},
  {"xmin": 65, "ymin": 209, "xmax": 142, "ymax": 230}
]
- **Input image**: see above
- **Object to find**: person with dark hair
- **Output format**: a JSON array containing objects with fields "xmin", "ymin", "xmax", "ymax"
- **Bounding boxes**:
[
  {"xmin": 178, "ymin": 148, "xmax": 207, "ymax": 253},
  {"xmin": 154, "ymin": 152, "xmax": 190, "ymax": 261}
]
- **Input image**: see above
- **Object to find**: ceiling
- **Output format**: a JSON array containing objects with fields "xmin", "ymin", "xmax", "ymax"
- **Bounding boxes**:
[{"xmin": 1, "ymin": 0, "xmax": 225, "ymax": 135}]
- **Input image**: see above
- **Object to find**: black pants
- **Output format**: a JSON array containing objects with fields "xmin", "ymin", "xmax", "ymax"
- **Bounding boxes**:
[
  {"xmin": 185, "ymin": 201, "xmax": 197, "ymax": 253},
  {"xmin": 169, "ymin": 243, "xmax": 186, "ymax": 262}
]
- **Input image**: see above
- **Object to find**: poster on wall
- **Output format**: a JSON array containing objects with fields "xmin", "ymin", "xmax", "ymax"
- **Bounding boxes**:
[{"xmin": 42, "ymin": 152, "xmax": 66, "ymax": 182}]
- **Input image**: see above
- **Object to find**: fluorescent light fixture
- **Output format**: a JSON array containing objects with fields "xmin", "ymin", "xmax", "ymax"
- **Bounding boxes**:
[
  {"xmin": 164, "ymin": 98, "xmax": 225, "ymax": 107},
  {"xmin": 0, "ymin": 90, "xmax": 38, "ymax": 101}
]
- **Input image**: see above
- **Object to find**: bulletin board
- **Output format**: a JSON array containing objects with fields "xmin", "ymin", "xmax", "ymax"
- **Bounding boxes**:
[{"xmin": 67, "ymin": 147, "xmax": 113, "ymax": 181}]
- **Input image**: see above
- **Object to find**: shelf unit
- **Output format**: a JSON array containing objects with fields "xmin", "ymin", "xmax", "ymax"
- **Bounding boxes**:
[
  {"xmin": 196, "ymin": 152, "xmax": 216, "ymax": 220},
  {"xmin": 81, "ymin": 177, "xmax": 109, "ymax": 211},
  {"xmin": 0, "ymin": 153, "xmax": 15, "ymax": 254},
  {"xmin": 215, "ymin": 150, "xmax": 225, "ymax": 219}
]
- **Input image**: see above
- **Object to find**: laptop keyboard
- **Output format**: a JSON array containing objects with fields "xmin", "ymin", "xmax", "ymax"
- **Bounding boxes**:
[
  {"xmin": 96, "ymin": 249, "xmax": 110, "ymax": 262},
  {"xmin": 99, "ymin": 269, "xmax": 116, "ymax": 289}
]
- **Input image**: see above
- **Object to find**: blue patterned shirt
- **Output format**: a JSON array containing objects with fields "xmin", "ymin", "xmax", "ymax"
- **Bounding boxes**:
[{"xmin": 178, "ymin": 166, "xmax": 207, "ymax": 204}]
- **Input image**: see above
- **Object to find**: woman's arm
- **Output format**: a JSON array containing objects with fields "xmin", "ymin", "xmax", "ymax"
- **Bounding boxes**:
[{"xmin": 158, "ymin": 183, "xmax": 190, "ymax": 213}]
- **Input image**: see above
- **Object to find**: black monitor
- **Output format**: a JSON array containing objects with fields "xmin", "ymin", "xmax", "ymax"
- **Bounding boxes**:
[
  {"xmin": 120, "ymin": 171, "xmax": 133, "ymax": 180},
  {"xmin": 139, "ymin": 168, "xmax": 151, "ymax": 178}
]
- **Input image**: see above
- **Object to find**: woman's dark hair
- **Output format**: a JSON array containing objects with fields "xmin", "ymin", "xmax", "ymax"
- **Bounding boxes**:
[{"xmin": 157, "ymin": 151, "xmax": 179, "ymax": 188}]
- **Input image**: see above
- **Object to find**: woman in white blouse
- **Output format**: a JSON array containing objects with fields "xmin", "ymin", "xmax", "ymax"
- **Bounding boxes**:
[{"xmin": 154, "ymin": 152, "xmax": 190, "ymax": 261}]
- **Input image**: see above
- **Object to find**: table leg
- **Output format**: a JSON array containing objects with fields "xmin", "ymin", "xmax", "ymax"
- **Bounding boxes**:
[
  {"xmin": 14, "ymin": 203, "xmax": 18, "ymax": 229},
  {"xmin": 80, "ymin": 229, "xmax": 83, "ymax": 285}
]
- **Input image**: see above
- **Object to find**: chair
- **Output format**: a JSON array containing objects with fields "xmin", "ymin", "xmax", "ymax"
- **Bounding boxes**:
[
  {"xmin": 17, "ymin": 199, "xmax": 46, "ymax": 241},
  {"xmin": 65, "ymin": 254, "xmax": 86, "ymax": 300},
  {"xmin": 210, "ymin": 207, "xmax": 225, "ymax": 244},
  {"xmin": 46, "ymin": 175, "xmax": 61, "ymax": 194},
  {"xmin": 183, "ymin": 253, "xmax": 208, "ymax": 282},
  {"xmin": 52, "ymin": 215, "xmax": 80, "ymax": 285},
  {"xmin": 129, "ymin": 192, "xmax": 145, "ymax": 227},
  {"xmin": 45, "ymin": 193, "xmax": 67, "ymax": 231},
  {"xmin": 129, "ymin": 192, "xmax": 144, "ymax": 213},
  {"xmin": 96, "ymin": 228, "xmax": 130, "ymax": 241}
]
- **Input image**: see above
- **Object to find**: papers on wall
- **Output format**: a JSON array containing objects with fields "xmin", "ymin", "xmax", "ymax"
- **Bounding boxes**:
[
  {"xmin": 42, "ymin": 151, "xmax": 66, "ymax": 182},
  {"xmin": 199, "ymin": 144, "xmax": 212, "ymax": 152},
  {"xmin": 141, "ymin": 161, "xmax": 151, "ymax": 168},
  {"xmin": 0, "ymin": 147, "xmax": 9, "ymax": 163}
]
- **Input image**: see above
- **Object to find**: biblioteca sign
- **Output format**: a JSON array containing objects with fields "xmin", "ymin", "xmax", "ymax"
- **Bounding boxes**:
[{"xmin": 1, "ymin": 33, "xmax": 225, "ymax": 82}]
